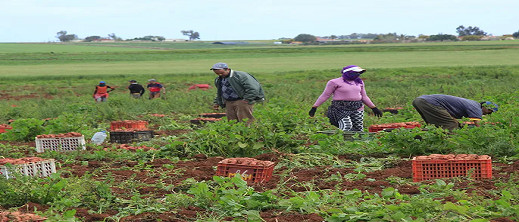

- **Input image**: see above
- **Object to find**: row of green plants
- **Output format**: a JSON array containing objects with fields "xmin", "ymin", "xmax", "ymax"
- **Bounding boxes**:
[{"xmin": 2, "ymin": 169, "xmax": 518, "ymax": 221}]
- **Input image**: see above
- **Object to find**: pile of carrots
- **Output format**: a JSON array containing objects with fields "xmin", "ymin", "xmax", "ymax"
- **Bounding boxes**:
[
  {"xmin": 0, "ymin": 211, "xmax": 46, "ymax": 222},
  {"xmin": 36, "ymin": 132, "xmax": 82, "ymax": 138},
  {"xmin": 219, "ymin": 157, "xmax": 274, "ymax": 166},
  {"xmin": 414, "ymin": 154, "xmax": 491, "ymax": 160},
  {"xmin": 117, "ymin": 144, "xmax": 156, "ymax": 151},
  {"xmin": 0, "ymin": 157, "xmax": 46, "ymax": 165}
]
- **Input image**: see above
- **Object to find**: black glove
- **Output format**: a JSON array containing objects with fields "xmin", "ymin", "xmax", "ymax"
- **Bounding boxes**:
[
  {"xmin": 309, "ymin": 107, "xmax": 317, "ymax": 117},
  {"xmin": 371, "ymin": 107, "xmax": 383, "ymax": 117}
]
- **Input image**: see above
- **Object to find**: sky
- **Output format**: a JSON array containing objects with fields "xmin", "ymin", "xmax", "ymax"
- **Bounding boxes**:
[{"xmin": 1, "ymin": 0, "xmax": 518, "ymax": 42}]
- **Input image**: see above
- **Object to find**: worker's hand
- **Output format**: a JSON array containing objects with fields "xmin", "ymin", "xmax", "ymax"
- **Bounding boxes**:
[
  {"xmin": 309, "ymin": 107, "xmax": 317, "ymax": 117},
  {"xmin": 371, "ymin": 107, "xmax": 383, "ymax": 117},
  {"xmin": 213, "ymin": 104, "xmax": 219, "ymax": 110}
]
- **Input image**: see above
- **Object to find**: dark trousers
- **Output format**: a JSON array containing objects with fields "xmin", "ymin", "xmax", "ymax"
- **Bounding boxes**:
[{"xmin": 412, "ymin": 98, "xmax": 460, "ymax": 130}]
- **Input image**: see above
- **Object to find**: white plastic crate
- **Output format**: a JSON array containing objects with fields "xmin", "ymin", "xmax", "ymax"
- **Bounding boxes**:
[
  {"xmin": 0, "ymin": 159, "xmax": 56, "ymax": 179},
  {"xmin": 35, "ymin": 136, "xmax": 86, "ymax": 153}
]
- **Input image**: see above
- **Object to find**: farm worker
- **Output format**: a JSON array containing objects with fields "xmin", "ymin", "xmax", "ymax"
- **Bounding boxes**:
[
  {"xmin": 147, "ymin": 79, "xmax": 165, "ymax": 99},
  {"xmin": 412, "ymin": 94, "xmax": 497, "ymax": 130},
  {"xmin": 93, "ymin": 81, "xmax": 115, "ymax": 102},
  {"xmin": 127, "ymin": 80, "xmax": 145, "ymax": 98},
  {"xmin": 309, "ymin": 65, "xmax": 382, "ymax": 131},
  {"xmin": 211, "ymin": 62, "xmax": 265, "ymax": 125}
]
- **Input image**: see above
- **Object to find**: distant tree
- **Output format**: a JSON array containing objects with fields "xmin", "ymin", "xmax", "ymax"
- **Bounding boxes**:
[
  {"xmin": 330, "ymin": 35, "xmax": 337, "ymax": 40},
  {"xmin": 513, "ymin": 31, "xmax": 519, "ymax": 38},
  {"xmin": 132, "ymin": 35, "xmax": 165, "ymax": 41},
  {"xmin": 108, "ymin": 33, "xmax": 123, "ymax": 41},
  {"xmin": 56, "ymin": 30, "xmax": 78, "ymax": 42},
  {"xmin": 427, "ymin": 34, "xmax": 458, "ymax": 41},
  {"xmin": 84, "ymin": 36, "xmax": 102, "ymax": 42},
  {"xmin": 294, "ymin": 34, "xmax": 316, "ymax": 43},
  {"xmin": 456, "ymin": 25, "xmax": 487, "ymax": 36},
  {"xmin": 181, "ymin": 30, "xmax": 200, "ymax": 41}
]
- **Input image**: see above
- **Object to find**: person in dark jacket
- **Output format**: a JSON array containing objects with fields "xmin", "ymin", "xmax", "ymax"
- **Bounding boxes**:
[
  {"xmin": 412, "ymin": 94, "xmax": 497, "ymax": 130},
  {"xmin": 127, "ymin": 80, "xmax": 145, "ymax": 98},
  {"xmin": 211, "ymin": 62, "xmax": 265, "ymax": 124}
]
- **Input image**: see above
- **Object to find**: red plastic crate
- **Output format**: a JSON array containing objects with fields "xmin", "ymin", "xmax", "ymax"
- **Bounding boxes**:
[
  {"xmin": 110, "ymin": 120, "xmax": 148, "ymax": 131},
  {"xmin": 412, "ymin": 155, "xmax": 492, "ymax": 182},
  {"xmin": 368, "ymin": 122, "xmax": 421, "ymax": 132},
  {"xmin": 0, "ymin": 124, "xmax": 12, "ymax": 133},
  {"xmin": 216, "ymin": 158, "xmax": 275, "ymax": 183}
]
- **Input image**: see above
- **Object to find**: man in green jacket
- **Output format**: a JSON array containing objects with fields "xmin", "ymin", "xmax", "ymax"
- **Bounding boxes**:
[{"xmin": 211, "ymin": 62, "xmax": 265, "ymax": 124}]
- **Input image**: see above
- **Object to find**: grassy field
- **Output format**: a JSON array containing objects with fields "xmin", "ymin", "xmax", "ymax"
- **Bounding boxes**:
[{"xmin": 1, "ymin": 40, "xmax": 519, "ymax": 78}]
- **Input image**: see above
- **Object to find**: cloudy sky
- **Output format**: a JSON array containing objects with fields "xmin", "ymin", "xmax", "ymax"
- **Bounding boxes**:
[{"xmin": 1, "ymin": 0, "xmax": 517, "ymax": 42}]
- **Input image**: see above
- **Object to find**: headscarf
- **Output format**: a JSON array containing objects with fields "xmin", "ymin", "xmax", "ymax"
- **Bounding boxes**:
[{"xmin": 341, "ymin": 65, "xmax": 365, "ymax": 85}]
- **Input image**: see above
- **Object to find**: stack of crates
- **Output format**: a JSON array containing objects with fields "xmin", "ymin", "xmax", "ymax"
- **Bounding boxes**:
[
  {"xmin": 110, "ymin": 120, "xmax": 148, "ymax": 131},
  {"xmin": 412, "ymin": 154, "xmax": 492, "ymax": 182},
  {"xmin": 0, "ymin": 157, "xmax": 56, "ymax": 179},
  {"xmin": 109, "ymin": 120, "xmax": 153, "ymax": 143},
  {"xmin": 0, "ymin": 124, "xmax": 12, "ymax": 133},
  {"xmin": 216, "ymin": 158, "xmax": 275, "ymax": 183},
  {"xmin": 35, "ymin": 134, "xmax": 86, "ymax": 153},
  {"xmin": 368, "ymin": 122, "xmax": 421, "ymax": 132}
]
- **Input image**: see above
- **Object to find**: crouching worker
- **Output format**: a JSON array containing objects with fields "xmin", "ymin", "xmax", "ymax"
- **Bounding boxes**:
[
  {"xmin": 93, "ymin": 81, "xmax": 115, "ymax": 102},
  {"xmin": 412, "ymin": 94, "xmax": 497, "ymax": 130}
]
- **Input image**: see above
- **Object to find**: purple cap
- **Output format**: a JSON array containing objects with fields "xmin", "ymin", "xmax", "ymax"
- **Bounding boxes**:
[{"xmin": 210, "ymin": 62, "xmax": 228, "ymax": 70}]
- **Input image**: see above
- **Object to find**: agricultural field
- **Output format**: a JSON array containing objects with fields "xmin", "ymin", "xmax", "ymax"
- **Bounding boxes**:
[{"xmin": 0, "ymin": 40, "xmax": 518, "ymax": 222}]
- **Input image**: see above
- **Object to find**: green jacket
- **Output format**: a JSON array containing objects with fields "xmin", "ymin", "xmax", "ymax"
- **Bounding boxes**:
[{"xmin": 214, "ymin": 70, "xmax": 265, "ymax": 107}]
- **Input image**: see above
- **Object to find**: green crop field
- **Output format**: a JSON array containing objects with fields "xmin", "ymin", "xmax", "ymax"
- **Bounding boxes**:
[{"xmin": 0, "ymin": 41, "xmax": 518, "ymax": 221}]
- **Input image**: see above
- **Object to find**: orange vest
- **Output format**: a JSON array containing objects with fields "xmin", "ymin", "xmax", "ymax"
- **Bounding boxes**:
[{"xmin": 96, "ymin": 86, "xmax": 108, "ymax": 94}]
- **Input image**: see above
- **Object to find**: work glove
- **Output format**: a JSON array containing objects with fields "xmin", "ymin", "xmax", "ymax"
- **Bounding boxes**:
[
  {"xmin": 308, "ymin": 107, "xmax": 317, "ymax": 117},
  {"xmin": 371, "ymin": 107, "xmax": 383, "ymax": 117}
]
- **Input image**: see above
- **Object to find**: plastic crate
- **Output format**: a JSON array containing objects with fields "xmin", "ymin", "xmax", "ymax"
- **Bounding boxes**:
[
  {"xmin": 109, "ymin": 130, "xmax": 154, "ymax": 143},
  {"xmin": 0, "ymin": 159, "xmax": 56, "ymax": 179},
  {"xmin": 412, "ymin": 156, "xmax": 492, "ymax": 182},
  {"xmin": 35, "ymin": 136, "xmax": 86, "ymax": 153},
  {"xmin": 199, "ymin": 113, "xmax": 227, "ymax": 118},
  {"xmin": 0, "ymin": 124, "xmax": 12, "ymax": 133},
  {"xmin": 216, "ymin": 158, "xmax": 275, "ymax": 183},
  {"xmin": 110, "ymin": 120, "xmax": 148, "ymax": 131},
  {"xmin": 369, "ymin": 122, "xmax": 421, "ymax": 132}
]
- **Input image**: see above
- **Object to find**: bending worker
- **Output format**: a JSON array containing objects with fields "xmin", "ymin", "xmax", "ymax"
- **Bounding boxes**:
[
  {"xmin": 211, "ymin": 62, "xmax": 265, "ymax": 124},
  {"xmin": 412, "ymin": 94, "xmax": 498, "ymax": 130}
]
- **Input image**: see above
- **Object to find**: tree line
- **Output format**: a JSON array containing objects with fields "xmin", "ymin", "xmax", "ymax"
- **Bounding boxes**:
[
  {"xmin": 55, "ymin": 30, "xmax": 201, "ymax": 42},
  {"xmin": 291, "ymin": 25, "xmax": 519, "ymax": 44}
]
